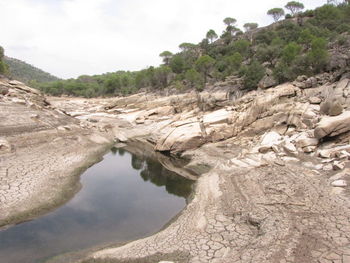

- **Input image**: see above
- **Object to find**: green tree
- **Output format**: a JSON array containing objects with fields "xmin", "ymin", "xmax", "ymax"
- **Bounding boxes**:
[
  {"xmin": 0, "ymin": 46, "xmax": 8, "ymax": 74},
  {"xmin": 169, "ymin": 55, "xmax": 185, "ymax": 74},
  {"xmin": 307, "ymin": 37, "xmax": 328, "ymax": 72},
  {"xmin": 154, "ymin": 66, "xmax": 171, "ymax": 88},
  {"xmin": 225, "ymin": 52, "xmax": 243, "ymax": 74},
  {"xmin": 206, "ymin": 29, "xmax": 218, "ymax": 43},
  {"xmin": 281, "ymin": 42, "xmax": 302, "ymax": 64},
  {"xmin": 267, "ymin": 8, "xmax": 285, "ymax": 22},
  {"xmin": 179, "ymin": 42, "xmax": 196, "ymax": 52},
  {"xmin": 185, "ymin": 69, "xmax": 204, "ymax": 90},
  {"xmin": 223, "ymin": 17, "xmax": 237, "ymax": 26},
  {"xmin": 285, "ymin": 1, "xmax": 305, "ymax": 16},
  {"xmin": 195, "ymin": 55, "xmax": 215, "ymax": 83},
  {"xmin": 159, "ymin": 51, "xmax": 173, "ymax": 65},
  {"xmin": 243, "ymin": 23, "xmax": 258, "ymax": 32},
  {"xmin": 240, "ymin": 61, "xmax": 265, "ymax": 90},
  {"xmin": 297, "ymin": 28, "xmax": 315, "ymax": 48},
  {"xmin": 313, "ymin": 4, "xmax": 342, "ymax": 30}
]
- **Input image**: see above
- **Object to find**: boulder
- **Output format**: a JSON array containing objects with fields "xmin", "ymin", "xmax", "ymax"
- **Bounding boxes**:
[
  {"xmin": 320, "ymin": 99, "xmax": 343, "ymax": 116},
  {"xmin": 314, "ymin": 111, "xmax": 350, "ymax": 139},
  {"xmin": 155, "ymin": 122, "xmax": 204, "ymax": 153},
  {"xmin": 328, "ymin": 101, "xmax": 343, "ymax": 116},
  {"xmin": 259, "ymin": 75, "xmax": 277, "ymax": 89}
]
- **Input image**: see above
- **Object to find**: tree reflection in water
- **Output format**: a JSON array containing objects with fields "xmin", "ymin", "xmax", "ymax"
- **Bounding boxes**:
[{"xmin": 111, "ymin": 147, "xmax": 194, "ymax": 198}]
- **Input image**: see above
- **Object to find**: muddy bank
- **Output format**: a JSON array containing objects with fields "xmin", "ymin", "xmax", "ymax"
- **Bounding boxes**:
[{"xmin": 0, "ymin": 78, "xmax": 115, "ymax": 228}]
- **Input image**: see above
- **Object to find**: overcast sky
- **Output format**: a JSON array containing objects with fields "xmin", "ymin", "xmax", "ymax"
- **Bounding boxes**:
[{"xmin": 1, "ymin": 0, "xmax": 327, "ymax": 79}]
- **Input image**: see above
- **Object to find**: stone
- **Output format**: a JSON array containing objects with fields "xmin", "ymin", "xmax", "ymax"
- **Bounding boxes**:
[
  {"xmin": 303, "ymin": 146, "xmax": 317, "ymax": 153},
  {"xmin": 309, "ymin": 97, "xmax": 322, "ymax": 104},
  {"xmin": 282, "ymin": 141, "xmax": 297, "ymax": 154},
  {"xmin": 89, "ymin": 134, "xmax": 110, "ymax": 144},
  {"xmin": 259, "ymin": 75, "xmax": 277, "ymax": 89},
  {"xmin": 115, "ymin": 133, "xmax": 128, "ymax": 143},
  {"xmin": 0, "ymin": 85, "xmax": 9, "ymax": 95},
  {"xmin": 296, "ymin": 75, "xmax": 308, "ymax": 82},
  {"xmin": 155, "ymin": 122, "xmax": 204, "ymax": 153},
  {"xmin": 203, "ymin": 109, "xmax": 230, "ymax": 125},
  {"xmin": 295, "ymin": 136, "xmax": 318, "ymax": 148},
  {"xmin": 258, "ymin": 131, "xmax": 282, "ymax": 153},
  {"xmin": 314, "ymin": 111, "xmax": 350, "ymax": 139},
  {"xmin": 135, "ymin": 117, "xmax": 145, "ymax": 124},
  {"xmin": 323, "ymin": 164, "xmax": 333, "ymax": 171},
  {"xmin": 333, "ymin": 161, "xmax": 345, "ymax": 171},
  {"xmin": 318, "ymin": 149, "xmax": 332, "ymax": 158},
  {"xmin": 328, "ymin": 101, "xmax": 343, "ymax": 116},
  {"xmin": 331, "ymin": 180, "xmax": 347, "ymax": 187},
  {"xmin": 336, "ymin": 78, "xmax": 349, "ymax": 91}
]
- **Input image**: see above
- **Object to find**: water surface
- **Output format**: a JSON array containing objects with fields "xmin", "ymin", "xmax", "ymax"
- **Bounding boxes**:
[{"xmin": 0, "ymin": 147, "xmax": 194, "ymax": 263}]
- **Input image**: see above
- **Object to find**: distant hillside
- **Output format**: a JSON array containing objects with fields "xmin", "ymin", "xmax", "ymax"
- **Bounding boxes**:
[{"xmin": 4, "ymin": 56, "xmax": 59, "ymax": 84}]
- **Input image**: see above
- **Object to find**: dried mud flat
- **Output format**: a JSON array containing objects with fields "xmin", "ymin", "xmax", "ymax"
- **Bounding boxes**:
[{"xmin": 2, "ymin": 76, "xmax": 350, "ymax": 263}]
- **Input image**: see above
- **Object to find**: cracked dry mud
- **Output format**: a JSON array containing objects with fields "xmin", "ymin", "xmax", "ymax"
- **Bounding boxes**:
[{"xmin": 86, "ymin": 150, "xmax": 350, "ymax": 263}]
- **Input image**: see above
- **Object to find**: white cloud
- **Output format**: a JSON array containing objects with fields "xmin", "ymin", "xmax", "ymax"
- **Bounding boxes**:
[{"xmin": 0, "ymin": 0, "xmax": 327, "ymax": 79}]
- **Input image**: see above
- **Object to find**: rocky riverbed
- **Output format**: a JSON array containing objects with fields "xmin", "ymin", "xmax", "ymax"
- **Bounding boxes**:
[{"xmin": 2, "ymin": 73, "xmax": 350, "ymax": 262}]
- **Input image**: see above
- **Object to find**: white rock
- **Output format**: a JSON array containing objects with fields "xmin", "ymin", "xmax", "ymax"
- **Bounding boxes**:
[
  {"xmin": 283, "ymin": 141, "xmax": 297, "ymax": 154},
  {"xmin": 333, "ymin": 161, "xmax": 345, "ymax": 171},
  {"xmin": 331, "ymin": 180, "xmax": 347, "ymax": 187},
  {"xmin": 258, "ymin": 131, "xmax": 282, "ymax": 153}
]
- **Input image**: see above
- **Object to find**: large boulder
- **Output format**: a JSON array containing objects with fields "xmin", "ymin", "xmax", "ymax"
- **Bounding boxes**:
[
  {"xmin": 155, "ymin": 122, "xmax": 205, "ymax": 153},
  {"xmin": 314, "ymin": 111, "xmax": 350, "ymax": 139}
]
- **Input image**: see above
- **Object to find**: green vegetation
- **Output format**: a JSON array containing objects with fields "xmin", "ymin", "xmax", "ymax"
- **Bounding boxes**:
[
  {"xmin": 33, "ymin": 1, "xmax": 350, "ymax": 97},
  {"xmin": 0, "ymin": 46, "xmax": 8, "ymax": 74},
  {"xmin": 267, "ymin": 8, "xmax": 285, "ymax": 22},
  {"xmin": 4, "ymin": 56, "xmax": 59, "ymax": 85},
  {"xmin": 285, "ymin": 1, "xmax": 305, "ymax": 16}
]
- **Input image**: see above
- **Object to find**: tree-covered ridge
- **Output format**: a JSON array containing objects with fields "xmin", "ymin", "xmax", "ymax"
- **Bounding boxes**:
[
  {"xmin": 37, "ymin": 1, "xmax": 350, "ymax": 97},
  {"xmin": 4, "ymin": 56, "xmax": 59, "ymax": 85}
]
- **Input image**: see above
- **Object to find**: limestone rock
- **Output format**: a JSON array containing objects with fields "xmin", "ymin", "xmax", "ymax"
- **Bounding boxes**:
[{"xmin": 314, "ymin": 111, "xmax": 350, "ymax": 139}]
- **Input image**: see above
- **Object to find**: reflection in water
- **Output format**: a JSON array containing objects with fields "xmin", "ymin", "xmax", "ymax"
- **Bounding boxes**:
[
  {"xmin": 113, "ymin": 147, "xmax": 192, "ymax": 198},
  {"xmin": 0, "ymin": 147, "xmax": 194, "ymax": 263}
]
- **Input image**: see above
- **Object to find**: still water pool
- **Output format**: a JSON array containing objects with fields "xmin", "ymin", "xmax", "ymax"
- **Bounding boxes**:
[{"xmin": 0, "ymin": 147, "xmax": 194, "ymax": 263}]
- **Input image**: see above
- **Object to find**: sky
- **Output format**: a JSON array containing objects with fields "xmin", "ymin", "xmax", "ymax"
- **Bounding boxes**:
[{"xmin": 1, "ymin": 0, "xmax": 327, "ymax": 79}]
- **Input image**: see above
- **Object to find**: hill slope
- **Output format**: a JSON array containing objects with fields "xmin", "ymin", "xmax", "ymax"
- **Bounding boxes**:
[{"xmin": 4, "ymin": 56, "xmax": 59, "ymax": 84}]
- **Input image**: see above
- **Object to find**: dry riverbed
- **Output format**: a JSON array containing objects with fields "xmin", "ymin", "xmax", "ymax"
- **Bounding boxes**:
[{"xmin": 2, "ymin": 75, "xmax": 350, "ymax": 262}]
